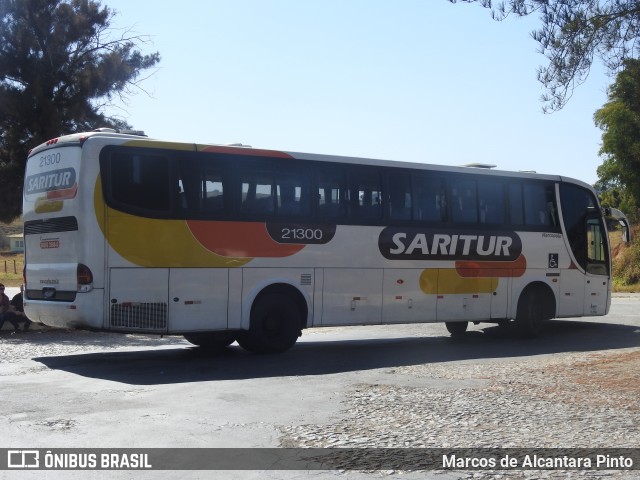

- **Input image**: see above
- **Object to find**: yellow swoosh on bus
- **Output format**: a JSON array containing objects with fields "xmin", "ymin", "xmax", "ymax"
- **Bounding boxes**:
[
  {"xmin": 94, "ymin": 177, "xmax": 304, "ymax": 267},
  {"xmin": 419, "ymin": 255, "xmax": 527, "ymax": 295},
  {"xmin": 34, "ymin": 184, "xmax": 78, "ymax": 214}
]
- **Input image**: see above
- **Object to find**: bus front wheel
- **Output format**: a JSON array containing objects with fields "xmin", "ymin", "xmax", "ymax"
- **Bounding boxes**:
[
  {"xmin": 515, "ymin": 286, "xmax": 550, "ymax": 338},
  {"xmin": 237, "ymin": 293, "xmax": 302, "ymax": 354}
]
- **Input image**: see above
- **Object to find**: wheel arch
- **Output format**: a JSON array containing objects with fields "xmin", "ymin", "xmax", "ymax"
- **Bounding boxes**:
[
  {"xmin": 243, "ymin": 282, "xmax": 310, "ymax": 331},
  {"xmin": 516, "ymin": 281, "xmax": 556, "ymax": 321}
]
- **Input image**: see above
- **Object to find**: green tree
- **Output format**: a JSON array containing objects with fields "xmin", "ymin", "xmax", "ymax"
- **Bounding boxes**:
[
  {"xmin": 594, "ymin": 58, "xmax": 640, "ymax": 216},
  {"xmin": 449, "ymin": 1, "xmax": 640, "ymax": 112},
  {"xmin": 0, "ymin": 0, "xmax": 160, "ymax": 222}
]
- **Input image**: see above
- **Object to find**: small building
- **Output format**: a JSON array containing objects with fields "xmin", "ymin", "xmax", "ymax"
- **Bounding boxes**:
[{"xmin": 8, "ymin": 233, "xmax": 24, "ymax": 253}]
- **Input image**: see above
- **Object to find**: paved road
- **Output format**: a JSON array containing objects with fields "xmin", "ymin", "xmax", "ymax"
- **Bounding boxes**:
[{"xmin": 1, "ymin": 296, "xmax": 639, "ymax": 479}]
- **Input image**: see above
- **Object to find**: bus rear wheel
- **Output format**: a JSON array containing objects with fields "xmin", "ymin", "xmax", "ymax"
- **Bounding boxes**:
[
  {"xmin": 183, "ymin": 332, "xmax": 235, "ymax": 350},
  {"xmin": 237, "ymin": 293, "xmax": 302, "ymax": 354},
  {"xmin": 445, "ymin": 321, "xmax": 468, "ymax": 337}
]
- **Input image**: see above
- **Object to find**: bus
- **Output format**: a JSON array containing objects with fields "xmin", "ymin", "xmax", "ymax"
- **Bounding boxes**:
[{"xmin": 22, "ymin": 129, "xmax": 630, "ymax": 353}]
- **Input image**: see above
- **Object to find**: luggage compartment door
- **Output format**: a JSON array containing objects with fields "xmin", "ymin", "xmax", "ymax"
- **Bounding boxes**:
[{"xmin": 109, "ymin": 268, "xmax": 168, "ymax": 332}]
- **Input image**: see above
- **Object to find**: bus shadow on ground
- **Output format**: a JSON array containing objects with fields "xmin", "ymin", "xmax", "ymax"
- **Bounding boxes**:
[{"xmin": 33, "ymin": 320, "xmax": 640, "ymax": 386}]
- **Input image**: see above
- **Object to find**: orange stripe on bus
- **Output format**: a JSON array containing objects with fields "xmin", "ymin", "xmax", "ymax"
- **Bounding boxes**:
[
  {"xmin": 454, "ymin": 255, "xmax": 527, "ymax": 278},
  {"xmin": 46, "ymin": 183, "xmax": 78, "ymax": 200},
  {"xmin": 187, "ymin": 221, "xmax": 305, "ymax": 258}
]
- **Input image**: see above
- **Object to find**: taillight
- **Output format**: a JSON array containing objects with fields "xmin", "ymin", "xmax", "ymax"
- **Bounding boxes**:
[{"xmin": 77, "ymin": 263, "xmax": 93, "ymax": 293}]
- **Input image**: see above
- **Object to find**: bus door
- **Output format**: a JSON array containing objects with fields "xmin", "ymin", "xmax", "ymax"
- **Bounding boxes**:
[
  {"xmin": 559, "ymin": 214, "xmax": 610, "ymax": 316},
  {"xmin": 584, "ymin": 216, "xmax": 610, "ymax": 315},
  {"xmin": 168, "ymin": 268, "xmax": 229, "ymax": 331},
  {"xmin": 108, "ymin": 268, "xmax": 169, "ymax": 332},
  {"xmin": 559, "ymin": 184, "xmax": 611, "ymax": 317},
  {"xmin": 559, "ymin": 269, "xmax": 585, "ymax": 317}
]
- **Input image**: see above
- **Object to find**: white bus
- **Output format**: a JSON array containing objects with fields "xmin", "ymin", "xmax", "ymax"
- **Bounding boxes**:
[{"xmin": 22, "ymin": 130, "xmax": 630, "ymax": 353}]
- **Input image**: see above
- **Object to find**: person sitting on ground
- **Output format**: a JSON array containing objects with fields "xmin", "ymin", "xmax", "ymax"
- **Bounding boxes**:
[
  {"xmin": 0, "ymin": 284, "xmax": 32, "ymax": 332},
  {"xmin": 10, "ymin": 285, "xmax": 31, "ymax": 331},
  {"xmin": 0, "ymin": 283, "xmax": 11, "ymax": 330}
]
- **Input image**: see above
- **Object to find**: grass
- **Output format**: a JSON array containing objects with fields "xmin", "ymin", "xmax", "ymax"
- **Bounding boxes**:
[
  {"xmin": 0, "ymin": 251, "xmax": 24, "ymax": 287},
  {"xmin": 610, "ymin": 227, "xmax": 640, "ymax": 292}
]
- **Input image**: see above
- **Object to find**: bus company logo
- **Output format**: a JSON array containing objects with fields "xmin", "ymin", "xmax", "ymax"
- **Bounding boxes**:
[
  {"xmin": 378, "ymin": 227, "xmax": 522, "ymax": 261},
  {"xmin": 8, "ymin": 450, "xmax": 39, "ymax": 468},
  {"xmin": 25, "ymin": 168, "xmax": 76, "ymax": 196}
]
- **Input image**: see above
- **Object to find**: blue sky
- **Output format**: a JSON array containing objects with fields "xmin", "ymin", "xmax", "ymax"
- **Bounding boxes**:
[{"xmin": 103, "ymin": 0, "xmax": 612, "ymax": 185}]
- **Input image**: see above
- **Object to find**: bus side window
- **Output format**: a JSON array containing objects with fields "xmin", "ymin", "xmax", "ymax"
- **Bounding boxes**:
[
  {"xmin": 241, "ymin": 169, "xmax": 274, "ymax": 215},
  {"xmin": 203, "ymin": 168, "xmax": 225, "ymax": 213},
  {"xmin": 478, "ymin": 180, "xmax": 505, "ymax": 224},
  {"xmin": 451, "ymin": 178, "xmax": 478, "ymax": 224},
  {"xmin": 276, "ymin": 170, "xmax": 310, "ymax": 217},
  {"xmin": 177, "ymin": 158, "xmax": 203, "ymax": 212},
  {"xmin": 349, "ymin": 170, "xmax": 382, "ymax": 221},
  {"xmin": 108, "ymin": 152, "xmax": 171, "ymax": 214},
  {"xmin": 544, "ymin": 184, "xmax": 559, "ymax": 227},
  {"xmin": 388, "ymin": 173, "xmax": 412, "ymax": 221},
  {"xmin": 317, "ymin": 168, "xmax": 346, "ymax": 219},
  {"xmin": 508, "ymin": 184, "xmax": 524, "ymax": 225},
  {"xmin": 412, "ymin": 174, "xmax": 446, "ymax": 223},
  {"xmin": 524, "ymin": 183, "xmax": 558, "ymax": 227}
]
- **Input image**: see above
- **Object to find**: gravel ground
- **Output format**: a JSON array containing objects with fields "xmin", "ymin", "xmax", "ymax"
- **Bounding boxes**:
[
  {"xmin": 3, "ymin": 329, "xmax": 638, "ymax": 479},
  {"xmin": 279, "ymin": 348, "xmax": 640, "ymax": 479},
  {"xmin": 2, "ymin": 290, "xmax": 639, "ymax": 479}
]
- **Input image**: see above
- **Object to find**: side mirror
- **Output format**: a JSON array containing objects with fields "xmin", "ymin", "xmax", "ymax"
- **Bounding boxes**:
[{"xmin": 603, "ymin": 207, "xmax": 631, "ymax": 243}]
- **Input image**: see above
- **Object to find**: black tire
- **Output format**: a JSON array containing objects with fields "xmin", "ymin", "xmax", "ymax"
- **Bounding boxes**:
[
  {"xmin": 235, "ymin": 330, "xmax": 260, "ymax": 353},
  {"xmin": 515, "ymin": 288, "xmax": 546, "ymax": 338},
  {"xmin": 445, "ymin": 321, "xmax": 468, "ymax": 337},
  {"xmin": 238, "ymin": 293, "xmax": 302, "ymax": 354},
  {"xmin": 183, "ymin": 332, "xmax": 235, "ymax": 350}
]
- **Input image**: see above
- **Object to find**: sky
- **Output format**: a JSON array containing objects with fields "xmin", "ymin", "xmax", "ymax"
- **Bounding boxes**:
[{"xmin": 102, "ymin": 0, "xmax": 614, "ymax": 186}]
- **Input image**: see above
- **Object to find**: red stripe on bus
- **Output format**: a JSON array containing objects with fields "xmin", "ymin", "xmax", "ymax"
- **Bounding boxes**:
[
  {"xmin": 186, "ymin": 221, "xmax": 305, "ymax": 258},
  {"xmin": 454, "ymin": 255, "xmax": 527, "ymax": 278}
]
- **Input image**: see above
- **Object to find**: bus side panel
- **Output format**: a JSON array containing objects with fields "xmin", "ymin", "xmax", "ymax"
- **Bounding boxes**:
[
  {"xmin": 559, "ymin": 269, "xmax": 585, "ymax": 317},
  {"xmin": 491, "ymin": 275, "xmax": 510, "ymax": 320},
  {"xmin": 228, "ymin": 268, "xmax": 243, "ymax": 330},
  {"xmin": 321, "ymin": 268, "xmax": 383, "ymax": 326},
  {"xmin": 108, "ymin": 268, "xmax": 169, "ymax": 332},
  {"xmin": 312, "ymin": 269, "xmax": 324, "ymax": 328},
  {"xmin": 382, "ymin": 269, "xmax": 437, "ymax": 323},
  {"xmin": 168, "ymin": 268, "xmax": 229, "ymax": 332},
  {"xmin": 584, "ymin": 273, "xmax": 610, "ymax": 316}
]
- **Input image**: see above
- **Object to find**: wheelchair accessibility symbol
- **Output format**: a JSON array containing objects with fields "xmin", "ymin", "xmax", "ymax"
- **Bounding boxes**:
[{"xmin": 549, "ymin": 253, "xmax": 559, "ymax": 269}]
